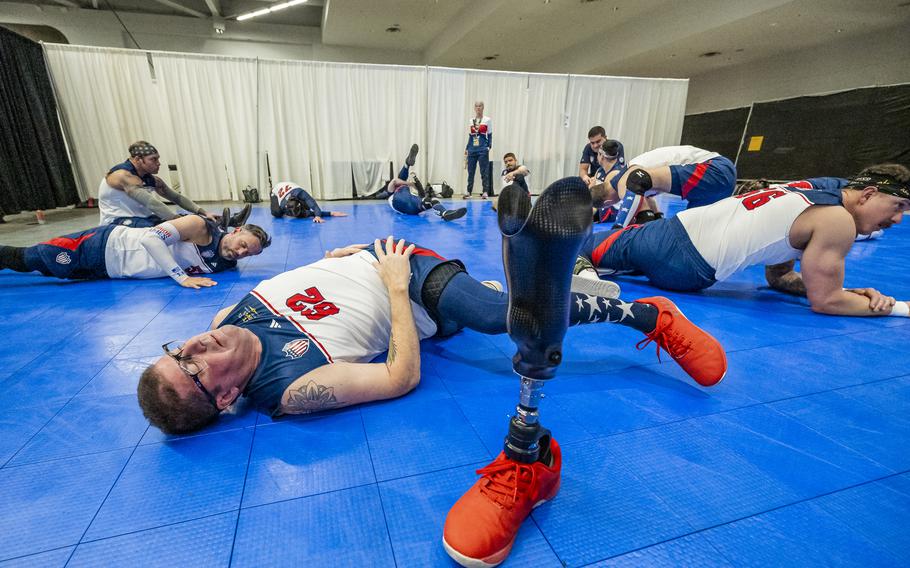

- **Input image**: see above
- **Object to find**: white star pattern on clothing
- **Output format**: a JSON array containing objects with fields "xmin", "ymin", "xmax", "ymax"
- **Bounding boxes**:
[
  {"xmin": 582, "ymin": 295, "xmax": 598, "ymax": 320},
  {"xmin": 575, "ymin": 295, "xmax": 586, "ymax": 313},
  {"xmin": 617, "ymin": 300, "xmax": 635, "ymax": 322}
]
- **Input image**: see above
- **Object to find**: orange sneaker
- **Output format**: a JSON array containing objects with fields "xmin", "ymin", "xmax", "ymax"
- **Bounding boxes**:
[
  {"xmin": 634, "ymin": 296, "xmax": 727, "ymax": 386},
  {"xmin": 443, "ymin": 437, "xmax": 562, "ymax": 567}
]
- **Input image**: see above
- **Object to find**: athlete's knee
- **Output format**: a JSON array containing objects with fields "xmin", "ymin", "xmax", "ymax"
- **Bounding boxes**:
[{"xmin": 626, "ymin": 168, "xmax": 653, "ymax": 195}]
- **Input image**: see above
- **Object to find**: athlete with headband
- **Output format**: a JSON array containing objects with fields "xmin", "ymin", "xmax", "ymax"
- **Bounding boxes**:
[
  {"xmin": 580, "ymin": 163, "xmax": 910, "ymax": 317},
  {"xmin": 98, "ymin": 140, "xmax": 250, "ymax": 229}
]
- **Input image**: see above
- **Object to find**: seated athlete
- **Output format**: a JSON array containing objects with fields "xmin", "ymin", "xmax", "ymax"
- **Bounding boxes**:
[
  {"xmin": 491, "ymin": 153, "xmax": 531, "ymax": 212},
  {"xmin": 593, "ymin": 144, "xmax": 737, "ymax": 228},
  {"xmin": 0, "ymin": 214, "xmax": 269, "ymax": 289},
  {"xmin": 99, "ymin": 140, "xmax": 250, "ymax": 229},
  {"xmin": 137, "ymin": 232, "xmax": 726, "ymax": 434},
  {"xmin": 500, "ymin": 152, "xmax": 531, "ymax": 193},
  {"xmin": 581, "ymin": 163, "xmax": 910, "ymax": 317},
  {"xmin": 385, "ymin": 145, "xmax": 468, "ymax": 222},
  {"xmin": 270, "ymin": 181, "xmax": 347, "ymax": 223}
]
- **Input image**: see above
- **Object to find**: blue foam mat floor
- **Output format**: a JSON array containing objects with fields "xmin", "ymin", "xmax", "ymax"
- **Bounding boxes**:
[{"xmin": 1, "ymin": 199, "xmax": 909, "ymax": 567}]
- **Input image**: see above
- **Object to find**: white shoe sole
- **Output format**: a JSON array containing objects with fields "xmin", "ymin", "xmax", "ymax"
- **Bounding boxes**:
[{"xmin": 570, "ymin": 274, "xmax": 620, "ymax": 299}]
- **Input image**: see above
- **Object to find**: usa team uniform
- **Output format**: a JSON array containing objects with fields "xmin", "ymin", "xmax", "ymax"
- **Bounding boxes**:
[
  {"xmin": 583, "ymin": 186, "xmax": 843, "ymax": 291},
  {"xmin": 98, "ymin": 159, "xmax": 161, "ymax": 227},
  {"xmin": 219, "ymin": 246, "xmax": 453, "ymax": 414},
  {"xmin": 270, "ymin": 181, "xmax": 331, "ymax": 218},
  {"xmin": 629, "ymin": 145, "xmax": 736, "ymax": 209},
  {"xmin": 466, "ymin": 116, "xmax": 493, "ymax": 196},
  {"xmin": 20, "ymin": 218, "xmax": 233, "ymax": 280}
]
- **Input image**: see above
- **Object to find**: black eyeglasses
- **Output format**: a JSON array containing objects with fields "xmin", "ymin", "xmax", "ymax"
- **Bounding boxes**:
[{"xmin": 162, "ymin": 341, "xmax": 219, "ymax": 410}]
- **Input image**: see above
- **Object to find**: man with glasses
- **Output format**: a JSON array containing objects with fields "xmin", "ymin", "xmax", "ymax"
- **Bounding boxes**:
[
  {"xmin": 138, "ymin": 187, "xmax": 726, "ymax": 436},
  {"xmin": 0, "ymin": 214, "xmax": 269, "ymax": 288}
]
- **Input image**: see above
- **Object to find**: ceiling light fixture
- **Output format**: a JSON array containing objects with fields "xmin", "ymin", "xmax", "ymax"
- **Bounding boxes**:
[{"xmin": 237, "ymin": 0, "xmax": 307, "ymax": 22}]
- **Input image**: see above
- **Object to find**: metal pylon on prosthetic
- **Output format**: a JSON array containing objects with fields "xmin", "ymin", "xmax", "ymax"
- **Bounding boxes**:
[{"xmin": 497, "ymin": 179, "xmax": 593, "ymax": 463}]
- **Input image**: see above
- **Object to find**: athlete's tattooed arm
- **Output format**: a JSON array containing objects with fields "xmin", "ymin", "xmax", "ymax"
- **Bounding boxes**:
[
  {"xmin": 765, "ymin": 260, "xmax": 807, "ymax": 297},
  {"xmin": 282, "ymin": 380, "xmax": 342, "ymax": 414}
]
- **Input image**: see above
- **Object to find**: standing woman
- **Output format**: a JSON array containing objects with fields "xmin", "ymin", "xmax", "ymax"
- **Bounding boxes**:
[{"xmin": 464, "ymin": 101, "xmax": 492, "ymax": 199}]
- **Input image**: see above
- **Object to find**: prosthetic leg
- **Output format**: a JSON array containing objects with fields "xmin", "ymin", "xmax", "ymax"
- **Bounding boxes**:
[
  {"xmin": 443, "ymin": 178, "xmax": 593, "ymax": 567},
  {"xmin": 497, "ymin": 178, "xmax": 592, "ymax": 459}
]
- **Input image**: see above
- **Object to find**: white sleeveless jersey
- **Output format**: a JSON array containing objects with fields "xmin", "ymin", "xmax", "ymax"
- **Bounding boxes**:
[
  {"xmin": 248, "ymin": 250, "xmax": 437, "ymax": 363},
  {"xmin": 98, "ymin": 178, "xmax": 158, "ymax": 225},
  {"xmin": 104, "ymin": 225, "xmax": 224, "ymax": 278},
  {"xmin": 630, "ymin": 145, "xmax": 720, "ymax": 169},
  {"xmin": 676, "ymin": 189, "xmax": 814, "ymax": 280},
  {"xmin": 271, "ymin": 181, "xmax": 302, "ymax": 209}
]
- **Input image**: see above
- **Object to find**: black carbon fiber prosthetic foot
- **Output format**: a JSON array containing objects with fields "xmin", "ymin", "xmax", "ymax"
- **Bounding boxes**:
[{"xmin": 498, "ymin": 178, "xmax": 593, "ymax": 380}]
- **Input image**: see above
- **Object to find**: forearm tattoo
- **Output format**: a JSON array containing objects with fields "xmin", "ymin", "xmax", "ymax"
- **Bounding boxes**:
[
  {"xmin": 766, "ymin": 262, "xmax": 807, "ymax": 297},
  {"xmin": 387, "ymin": 334, "xmax": 398, "ymax": 368},
  {"xmin": 285, "ymin": 380, "xmax": 341, "ymax": 414}
]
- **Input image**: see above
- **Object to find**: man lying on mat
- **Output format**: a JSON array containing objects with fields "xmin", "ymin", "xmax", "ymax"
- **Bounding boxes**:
[
  {"xmin": 0, "ymin": 214, "xmax": 269, "ymax": 289},
  {"xmin": 138, "ymin": 235, "xmax": 726, "ymax": 435}
]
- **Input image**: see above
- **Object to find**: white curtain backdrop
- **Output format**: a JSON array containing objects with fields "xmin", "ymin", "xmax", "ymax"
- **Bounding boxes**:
[
  {"xmin": 44, "ymin": 44, "xmax": 257, "ymax": 202},
  {"xmin": 43, "ymin": 44, "xmax": 689, "ymax": 202},
  {"xmin": 259, "ymin": 60, "xmax": 425, "ymax": 200}
]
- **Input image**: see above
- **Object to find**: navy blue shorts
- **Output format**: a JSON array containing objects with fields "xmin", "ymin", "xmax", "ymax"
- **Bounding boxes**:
[
  {"xmin": 670, "ymin": 155, "xmax": 736, "ymax": 209},
  {"xmin": 389, "ymin": 188, "xmax": 425, "ymax": 216},
  {"xmin": 582, "ymin": 217, "xmax": 716, "ymax": 292},
  {"xmin": 25, "ymin": 225, "xmax": 116, "ymax": 280},
  {"xmin": 364, "ymin": 241, "xmax": 465, "ymax": 311}
]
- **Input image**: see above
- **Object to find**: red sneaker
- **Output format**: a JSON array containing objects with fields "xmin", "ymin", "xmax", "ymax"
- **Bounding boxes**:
[
  {"xmin": 634, "ymin": 296, "xmax": 727, "ymax": 386},
  {"xmin": 443, "ymin": 438, "xmax": 562, "ymax": 567}
]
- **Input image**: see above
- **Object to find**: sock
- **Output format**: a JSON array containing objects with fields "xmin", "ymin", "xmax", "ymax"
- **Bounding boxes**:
[
  {"xmin": 0, "ymin": 246, "xmax": 30, "ymax": 272},
  {"xmin": 569, "ymin": 292, "xmax": 658, "ymax": 334}
]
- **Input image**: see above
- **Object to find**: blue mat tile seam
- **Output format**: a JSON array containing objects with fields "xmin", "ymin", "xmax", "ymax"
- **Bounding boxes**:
[
  {"xmin": 358, "ymin": 409, "xmax": 400, "ymax": 568},
  {"xmin": 562, "ymin": 371, "xmax": 910, "ymax": 452},
  {"xmin": 574, "ymin": 467, "xmax": 910, "ymax": 567},
  {"xmin": 227, "ymin": 418, "xmax": 261, "ymax": 567},
  {"xmin": 64, "ymin": 436, "xmax": 148, "ymax": 565}
]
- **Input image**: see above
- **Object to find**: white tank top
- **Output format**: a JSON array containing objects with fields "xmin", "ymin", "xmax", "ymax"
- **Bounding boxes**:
[
  {"xmin": 630, "ymin": 145, "xmax": 720, "ymax": 168},
  {"xmin": 104, "ymin": 226, "xmax": 222, "ymax": 279},
  {"xmin": 248, "ymin": 250, "xmax": 438, "ymax": 363},
  {"xmin": 98, "ymin": 178, "xmax": 158, "ymax": 225},
  {"xmin": 677, "ymin": 189, "xmax": 814, "ymax": 280},
  {"xmin": 271, "ymin": 181, "xmax": 301, "ymax": 210}
]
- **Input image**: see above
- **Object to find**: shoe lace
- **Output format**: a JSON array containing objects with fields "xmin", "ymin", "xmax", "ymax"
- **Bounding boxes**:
[
  {"xmin": 476, "ymin": 459, "xmax": 537, "ymax": 509},
  {"xmin": 636, "ymin": 311, "xmax": 692, "ymax": 362}
]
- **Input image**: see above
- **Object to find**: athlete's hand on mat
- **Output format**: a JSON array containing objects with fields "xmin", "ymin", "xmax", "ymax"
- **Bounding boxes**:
[
  {"xmin": 374, "ymin": 236, "xmax": 414, "ymax": 294},
  {"xmin": 847, "ymin": 287, "xmax": 896, "ymax": 312},
  {"xmin": 180, "ymin": 276, "xmax": 217, "ymax": 289},
  {"xmin": 313, "ymin": 216, "xmax": 325, "ymax": 223},
  {"xmin": 324, "ymin": 244, "xmax": 368, "ymax": 259}
]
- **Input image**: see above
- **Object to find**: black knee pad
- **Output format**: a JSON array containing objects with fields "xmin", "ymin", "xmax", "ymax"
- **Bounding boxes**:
[
  {"xmin": 498, "ymin": 178, "xmax": 592, "ymax": 380},
  {"xmin": 626, "ymin": 168, "xmax": 653, "ymax": 194},
  {"xmin": 420, "ymin": 261, "xmax": 466, "ymax": 337},
  {"xmin": 634, "ymin": 209, "xmax": 662, "ymax": 224}
]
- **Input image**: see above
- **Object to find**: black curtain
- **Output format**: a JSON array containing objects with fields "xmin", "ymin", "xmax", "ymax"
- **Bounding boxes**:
[
  {"xmin": 681, "ymin": 107, "xmax": 750, "ymax": 162},
  {"xmin": 0, "ymin": 25, "xmax": 79, "ymax": 216},
  {"xmin": 736, "ymin": 84, "xmax": 910, "ymax": 180}
]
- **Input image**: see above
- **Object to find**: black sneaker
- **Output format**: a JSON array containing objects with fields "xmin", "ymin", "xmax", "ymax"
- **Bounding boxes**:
[
  {"xmin": 220, "ymin": 207, "xmax": 231, "ymax": 232},
  {"xmin": 405, "ymin": 144, "xmax": 419, "ymax": 167},
  {"xmin": 442, "ymin": 208, "xmax": 467, "ymax": 222},
  {"xmin": 413, "ymin": 175, "xmax": 426, "ymax": 198},
  {"xmin": 228, "ymin": 203, "xmax": 253, "ymax": 227}
]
